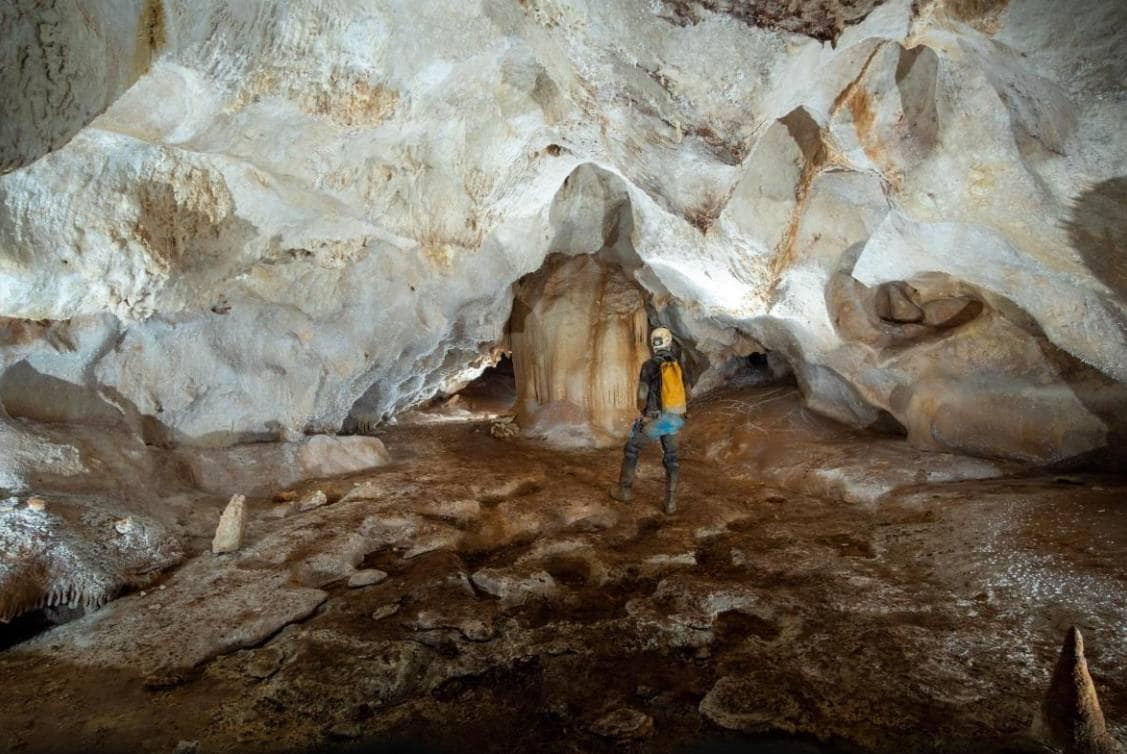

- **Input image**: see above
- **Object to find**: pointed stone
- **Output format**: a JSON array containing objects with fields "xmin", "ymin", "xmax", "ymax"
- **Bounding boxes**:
[
  {"xmin": 211, "ymin": 494, "xmax": 247, "ymax": 555},
  {"xmin": 1033, "ymin": 626, "xmax": 1121, "ymax": 754}
]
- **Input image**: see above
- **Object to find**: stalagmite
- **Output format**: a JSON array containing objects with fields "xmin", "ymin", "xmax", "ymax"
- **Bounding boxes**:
[
  {"xmin": 211, "ymin": 494, "xmax": 247, "ymax": 555},
  {"xmin": 1032, "ymin": 626, "xmax": 1122, "ymax": 754}
]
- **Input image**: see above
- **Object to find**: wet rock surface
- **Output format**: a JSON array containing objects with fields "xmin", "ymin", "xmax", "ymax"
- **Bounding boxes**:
[{"xmin": 0, "ymin": 419, "xmax": 1123, "ymax": 754}]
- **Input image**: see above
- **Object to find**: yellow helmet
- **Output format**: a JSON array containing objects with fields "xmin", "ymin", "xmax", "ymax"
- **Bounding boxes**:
[{"xmin": 650, "ymin": 327, "xmax": 673, "ymax": 352}]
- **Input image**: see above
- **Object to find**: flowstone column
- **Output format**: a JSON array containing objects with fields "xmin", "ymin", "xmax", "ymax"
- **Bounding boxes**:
[{"xmin": 509, "ymin": 254, "xmax": 649, "ymax": 446}]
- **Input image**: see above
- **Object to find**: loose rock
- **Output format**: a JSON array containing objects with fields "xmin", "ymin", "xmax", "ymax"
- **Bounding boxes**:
[
  {"xmin": 490, "ymin": 417, "xmax": 521, "ymax": 439},
  {"xmin": 371, "ymin": 604, "xmax": 400, "ymax": 621},
  {"xmin": 211, "ymin": 494, "xmax": 247, "ymax": 555},
  {"xmin": 470, "ymin": 569, "xmax": 558, "ymax": 606},
  {"xmin": 297, "ymin": 489, "xmax": 328, "ymax": 512}
]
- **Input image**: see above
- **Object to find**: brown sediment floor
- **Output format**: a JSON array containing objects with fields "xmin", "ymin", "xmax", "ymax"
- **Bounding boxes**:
[{"xmin": 0, "ymin": 394, "xmax": 1124, "ymax": 754}]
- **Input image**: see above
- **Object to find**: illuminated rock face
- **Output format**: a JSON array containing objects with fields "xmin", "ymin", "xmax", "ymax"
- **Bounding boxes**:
[
  {"xmin": 510, "ymin": 254, "xmax": 650, "ymax": 446},
  {"xmin": 0, "ymin": 0, "xmax": 1125, "ymax": 468}
]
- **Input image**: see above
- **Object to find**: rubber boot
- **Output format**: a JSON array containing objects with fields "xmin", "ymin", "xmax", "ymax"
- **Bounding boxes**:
[
  {"xmin": 663, "ymin": 467, "xmax": 679, "ymax": 514},
  {"xmin": 609, "ymin": 452, "xmax": 638, "ymax": 503}
]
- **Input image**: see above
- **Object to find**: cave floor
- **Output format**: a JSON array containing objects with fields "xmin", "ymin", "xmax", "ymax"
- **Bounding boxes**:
[{"xmin": 0, "ymin": 420, "xmax": 1125, "ymax": 754}]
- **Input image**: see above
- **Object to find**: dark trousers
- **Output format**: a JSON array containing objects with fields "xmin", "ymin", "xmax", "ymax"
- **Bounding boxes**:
[{"xmin": 622, "ymin": 417, "xmax": 679, "ymax": 481}]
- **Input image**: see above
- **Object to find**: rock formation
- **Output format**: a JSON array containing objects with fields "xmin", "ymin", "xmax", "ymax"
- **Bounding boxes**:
[
  {"xmin": 1033, "ymin": 626, "xmax": 1122, "ymax": 754},
  {"xmin": 510, "ymin": 253, "xmax": 650, "ymax": 446},
  {"xmin": 0, "ymin": 494, "xmax": 183, "ymax": 622},
  {"xmin": 211, "ymin": 493, "xmax": 246, "ymax": 555},
  {"xmin": 0, "ymin": 2, "xmax": 1125, "ymax": 468}
]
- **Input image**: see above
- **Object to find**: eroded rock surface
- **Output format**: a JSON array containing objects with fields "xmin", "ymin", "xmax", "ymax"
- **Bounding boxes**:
[
  {"xmin": 0, "ymin": 493, "xmax": 183, "ymax": 623},
  {"xmin": 0, "ymin": 0, "xmax": 1123, "ymax": 466}
]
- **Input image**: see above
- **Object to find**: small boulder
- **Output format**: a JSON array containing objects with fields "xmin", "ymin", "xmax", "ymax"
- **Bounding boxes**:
[
  {"xmin": 347, "ymin": 569, "xmax": 388, "ymax": 588},
  {"xmin": 297, "ymin": 435, "xmax": 390, "ymax": 478},
  {"xmin": 26, "ymin": 496, "xmax": 47, "ymax": 512},
  {"xmin": 211, "ymin": 494, "xmax": 247, "ymax": 555},
  {"xmin": 470, "ymin": 568, "xmax": 558, "ymax": 606}
]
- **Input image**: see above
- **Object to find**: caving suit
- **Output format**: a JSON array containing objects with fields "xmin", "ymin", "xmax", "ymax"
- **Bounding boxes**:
[{"xmin": 612, "ymin": 350, "xmax": 685, "ymax": 513}]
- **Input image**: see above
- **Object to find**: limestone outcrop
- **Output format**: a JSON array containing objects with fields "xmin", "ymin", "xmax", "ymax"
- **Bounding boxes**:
[{"xmin": 0, "ymin": 0, "xmax": 1124, "ymax": 467}]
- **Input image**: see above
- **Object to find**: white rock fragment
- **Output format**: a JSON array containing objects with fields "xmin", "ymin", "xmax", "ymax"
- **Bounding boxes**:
[
  {"xmin": 296, "ymin": 436, "xmax": 390, "ymax": 478},
  {"xmin": 211, "ymin": 494, "xmax": 247, "ymax": 555},
  {"xmin": 347, "ymin": 569, "xmax": 388, "ymax": 588},
  {"xmin": 490, "ymin": 417, "xmax": 521, "ymax": 439},
  {"xmin": 26, "ymin": 496, "xmax": 47, "ymax": 512},
  {"xmin": 114, "ymin": 517, "xmax": 134, "ymax": 534},
  {"xmin": 297, "ymin": 489, "xmax": 328, "ymax": 512}
]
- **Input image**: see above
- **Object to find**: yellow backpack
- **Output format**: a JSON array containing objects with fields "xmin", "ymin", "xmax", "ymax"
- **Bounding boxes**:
[{"xmin": 659, "ymin": 359, "xmax": 687, "ymax": 414}]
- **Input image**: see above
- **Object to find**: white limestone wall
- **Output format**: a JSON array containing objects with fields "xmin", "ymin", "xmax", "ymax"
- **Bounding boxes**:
[{"xmin": 0, "ymin": 0, "xmax": 1124, "ymax": 467}]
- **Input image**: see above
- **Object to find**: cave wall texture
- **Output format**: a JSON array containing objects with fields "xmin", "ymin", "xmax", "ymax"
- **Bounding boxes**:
[{"xmin": 1, "ymin": 0, "xmax": 1126, "ymax": 475}]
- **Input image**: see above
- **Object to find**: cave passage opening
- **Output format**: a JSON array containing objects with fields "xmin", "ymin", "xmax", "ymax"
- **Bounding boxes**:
[{"xmin": 457, "ymin": 354, "xmax": 516, "ymax": 411}]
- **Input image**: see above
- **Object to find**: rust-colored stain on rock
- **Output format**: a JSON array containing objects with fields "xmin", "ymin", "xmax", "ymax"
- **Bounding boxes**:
[{"xmin": 132, "ymin": 0, "xmax": 167, "ymax": 78}]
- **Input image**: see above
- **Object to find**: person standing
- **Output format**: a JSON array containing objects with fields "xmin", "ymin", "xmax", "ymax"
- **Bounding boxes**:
[{"xmin": 608, "ymin": 327, "xmax": 688, "ymax": 514}]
